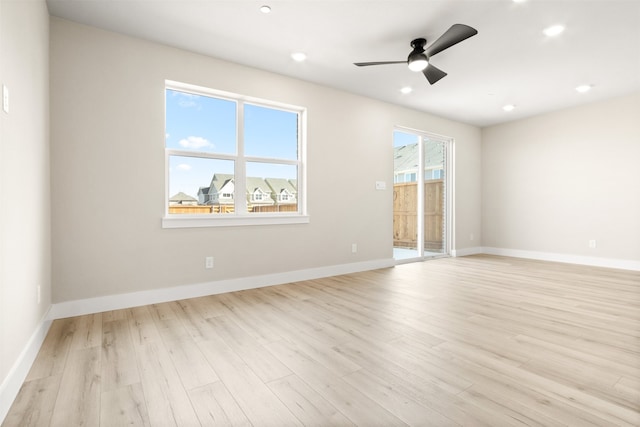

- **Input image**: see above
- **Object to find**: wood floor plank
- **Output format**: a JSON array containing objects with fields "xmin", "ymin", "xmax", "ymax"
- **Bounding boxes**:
[
  {"xmin": 341, "ymin": 368, "xmax": 460, "ymax": 427},
  {"xmin": 435, "ymin": 338, "xmax": 640, "ymax": 426},
  {"xmin": 188, "ymin": 381, "xmax": 252, "ymax": 427},
  {"xmin": 100, "ymin": 383, "xmax": 150, "ymax": 427},
  {"xmin": 333, "ymin": 338, "xmax": 500, "ymax": 427},
  {"xmin": 127, "ymin": 305, "xmax": 162, "ymax": 346},
  {"xmin": 1, "ymin": 375, "xmax": 60, "ymax": 427},
  {"xmin": 3, "ymin": 255, "xmax": 639, "ymax": 426},
  {"xmin": 267, "ymin": 374, "xmax": 357, "ymax": 427},
  {"xmin": 25, "ymin": 317, "xmax": 76, "ymax": 381},
  {"xmin": 101, "ymin": 319, "xmax": 140, "ymax": 392},
  {"xmin": 430, "ymin": 342, "xmax": 614, "ymax": 427},
  {"xmin": 157, "ymin": 318, "xmax": 220, "ymax": 391},
  {"xmin": 196, "ymin": 331, "xmax": 303, "ymax": 426},
  {"xmin": 205, "ymin": 315, "xmax": 292, "ymax": 383},
  {"xmin": 70, "ymin": 312, "xmax": 103, "ymax": 350},
  {"xmin": 49, "ymin": 346, "xmax": 101, "ymax": 427},
  {"xmin": 134, "ymin": 341, "xmax": 201, "ymax": 426},
  {"xmin": 264, "ymin": 339, "xmax": 408, "ymax": 427}
]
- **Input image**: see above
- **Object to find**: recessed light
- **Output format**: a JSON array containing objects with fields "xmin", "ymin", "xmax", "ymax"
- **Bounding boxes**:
[
  {"xmin": 503, "ymin": 104, "xmax": 516, "ymax": 112},
  {"xmin": 260, "ymin": 5, "xmax": 271, "ymax": 14},
  {"xmin": 575, "ymin": 84, "xmax": 592, "ymax": 93},
  {"xmin": 543, "ymin": 25, "xmax": 565, "ymax": 37},
  {"xmin": 291, "ymin": 52, "xmax": 306, "ymax": 62},
  {"xmin": 400, "ymin": 87, "xmax": 413, "ymax": 94},
  {"xmin": 512, "ymin": 0, "xmax": 527, "ymax": 3}
]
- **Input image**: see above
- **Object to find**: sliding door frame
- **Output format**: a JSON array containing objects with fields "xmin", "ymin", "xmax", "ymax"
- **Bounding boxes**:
[{"xmin": 393, "ymin": 126, "xmax": 454, "ymax": 261}]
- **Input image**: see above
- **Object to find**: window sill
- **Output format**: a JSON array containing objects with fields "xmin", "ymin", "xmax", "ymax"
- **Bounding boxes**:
[{"xmin": 162, "ymin": 214, "xmax": 310, "ymax": 229}]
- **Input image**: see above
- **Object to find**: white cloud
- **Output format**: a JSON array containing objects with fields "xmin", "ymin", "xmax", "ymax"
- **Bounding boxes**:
[
  {"xmin": 176, "ymin": 92, "xmax": 201, "ymax": 108},
  {"xmin": 179, "ymin": 136, "xmax": 213, "ymax": 149},
  {"xmin": 177, "ymin": 164, "xmax": 191, "ymax": 171}
]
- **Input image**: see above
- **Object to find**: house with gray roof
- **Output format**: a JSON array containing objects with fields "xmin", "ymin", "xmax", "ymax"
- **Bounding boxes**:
[
  {"xmin": 206, "ymin": 174, "xmax": 235, "ymax": 206},
  {"xmin": 246, "ymin": 177, "xmax": 275, "ymax": 206},
  {"xmin": 197, "ymin": 186, "xmax": 210, "ymax": 205},
  {"xmin": 393, "ymin": 142, "xmax": 445, "ymax": 183},
  {"xmin": 265, "ymin": 178, "xmax": 297, "ymax": 205},
  {"xmin": 204, "ymin": 173, "xmax": 288, "ymax": 206},
  {"xmin": 169, "ymin": 192, "xmax": 198, "ymax": 205}
]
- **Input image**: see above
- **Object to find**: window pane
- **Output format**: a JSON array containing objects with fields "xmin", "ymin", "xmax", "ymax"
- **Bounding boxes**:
[
  {"xmin": 244, "ymin": 104, "xmax": 298, "ymax": 160},
  {"xmin": 246, "ymin": 162, "xmax": 298, "ymax": 213},
  {"xmin": 393, "ymin": 130, "xmax": 418, "ymax": 253},
  {"xmin": 165, "ymin": 89, "xmax": 236, "ymax": 155},
  {"xmin": 168, "ymin": 156, "xmax": 235, "ymax": 214}
]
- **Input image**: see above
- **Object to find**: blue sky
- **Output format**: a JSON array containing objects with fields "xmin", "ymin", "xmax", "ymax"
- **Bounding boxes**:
[
  {"xmin": 166, "ymin": 89, "xmax": 298, "ymax": 198},
  {"xmin": 393, "ymin": 129, "xmax": 419, "ymax": 148}
]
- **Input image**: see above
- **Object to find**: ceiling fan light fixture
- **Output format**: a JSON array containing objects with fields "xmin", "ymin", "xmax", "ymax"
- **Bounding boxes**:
[{"xmin": 407, "ymin": 53, "xmax": 428, "ymax": 72}]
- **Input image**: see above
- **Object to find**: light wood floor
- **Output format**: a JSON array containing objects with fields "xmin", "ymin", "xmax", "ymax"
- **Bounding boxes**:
[{"xmin": 4, "ymin": 255, "xmax": 640, "ymax": 426}]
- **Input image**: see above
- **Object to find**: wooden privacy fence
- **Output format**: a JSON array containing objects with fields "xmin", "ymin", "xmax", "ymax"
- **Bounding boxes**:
[
  {"xmin": 393, "ymin": 180, "xmax": 444, "ymax": 250},
  {"xmin": 168, "ymin": 204, "xmax": 298, "ymax": 214}
]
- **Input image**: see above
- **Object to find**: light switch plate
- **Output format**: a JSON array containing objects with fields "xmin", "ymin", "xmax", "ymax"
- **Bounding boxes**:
[{"xmin": 375, "ymin": 181, "xmax": 386, "ymax": 190}]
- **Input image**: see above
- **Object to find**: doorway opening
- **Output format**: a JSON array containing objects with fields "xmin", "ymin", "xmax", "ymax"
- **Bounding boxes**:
[{"xmin": 393, "ymin": 128, "xmax": 452, "ymax": 262}]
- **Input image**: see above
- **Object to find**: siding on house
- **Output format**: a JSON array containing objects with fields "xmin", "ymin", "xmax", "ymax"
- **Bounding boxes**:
[{"xmin": 198, "ymin": 173, "xmax": 297, "ymax": 206}]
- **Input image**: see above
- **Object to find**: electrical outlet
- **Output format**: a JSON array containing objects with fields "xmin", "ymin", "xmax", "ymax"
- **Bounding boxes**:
[
  {"xmin": 205, "ymin": 256, "xmax": 214, "ymax": 269},
  {"xmin": 588, "ymin": 240, "xmax": 597, "ymax": 249},
  {"xmin": 351, "ymin": 243, "xmax": 358, "ymax": 253}
]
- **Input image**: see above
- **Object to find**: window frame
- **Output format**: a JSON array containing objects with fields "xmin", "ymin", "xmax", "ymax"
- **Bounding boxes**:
[{"xmin": 163, "ymin": 80, "xmax": 308, "ymax": 228}]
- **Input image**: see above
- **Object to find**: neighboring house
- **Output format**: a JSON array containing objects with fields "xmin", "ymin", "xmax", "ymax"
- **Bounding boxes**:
[
  {"xmin": 207, "ymin": 174, "xmax": 235, "ymax": 206},
  {"xmin": 393, "ymin": 142, "xmax": 445, "ymax": 183},
  {"xmin": 246, "ymin": 177, "xmax": 275, "ymax": 206},
  {"xmin": 169, "ymin": 192, "xmax": 198, "ymax": 205},
  {"xmin": 197, "ymin": 186, "xmax": 210, "ymax": 205},
  {"xmin": 265, "ymin": 178, "xmax": 297, "ymax": 204},
  {"xmin": 196, "ymin": 174, "xmax": 300, "ymax": 210}
]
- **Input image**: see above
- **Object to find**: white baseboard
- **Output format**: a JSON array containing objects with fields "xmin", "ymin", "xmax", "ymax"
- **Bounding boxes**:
[
  {"xmin": 0, "ymin": 310, "xmax": 52, "ymax": 424},
  {"xmin": 481, "ymin": 247, "xmax": 640, "ymax": 271},
  {"xmin": 451, "ymin": 246, "xmax": 483, "ymax": 257},
  {"xmin": 49, "ymin": 258, "xmax": 396, "ymax": 320}
]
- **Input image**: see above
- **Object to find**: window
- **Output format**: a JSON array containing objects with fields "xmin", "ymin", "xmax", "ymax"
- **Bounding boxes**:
[{"xmin": 163, "ymin": 81, "xmax": 307, "ymax": 228}]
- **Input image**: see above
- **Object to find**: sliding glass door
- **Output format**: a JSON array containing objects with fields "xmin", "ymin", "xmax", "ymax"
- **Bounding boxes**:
[{"xmin": 393, "ymin": 129, "xmax": 450, "ymax": 261}]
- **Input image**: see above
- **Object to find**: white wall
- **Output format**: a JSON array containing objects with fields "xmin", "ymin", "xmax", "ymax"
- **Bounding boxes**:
[
  {"xmin": 0, "ymin": 0, "xmax": 51, "ymax": 418},
  {"xmin": 482, "ymin": 92, "xmax": 640, "ymax": 266},
  {"xmin": 50, "ymin": 17, "xmax": 482, "ymax": 304}
]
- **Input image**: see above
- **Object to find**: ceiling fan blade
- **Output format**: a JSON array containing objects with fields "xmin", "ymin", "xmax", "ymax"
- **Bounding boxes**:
[
  {"xmin": 354, "ymin": 61, "xmax": 406, "ymax": 67},
  {"xmin": 424, "ymin": 24, "xmax": 478, "ymax": 58},
  {"xmin": 423, "ymin": 64, "xmax": 447, "ymax": 84}
]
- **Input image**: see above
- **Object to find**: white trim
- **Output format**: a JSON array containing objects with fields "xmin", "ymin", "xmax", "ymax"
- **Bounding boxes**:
[
  {"xmin": 392, "ymin": 127, "xmax": 454, "ymax": 259},
  {"xmin": 451, "ymin": 247, "xmax": 483, "ymax": 257},
  {"xmin": 0, "ymin": 310, "xmax": 52, "ymax": 424},
  {"xmin": 162, "ymin": 214, "xmax": 310, "ymax": 228},
  {"xmin": 444, "ymin": 138, "xmax": 454, "ymax": 256},
  {"xmin": 164, "ymin": 80, "xmax": 308, "ymax": 225},
  {"xmin": 481, "ymin": 247, "xmax": 640, "ymax": 271},
  {"xmin": 48, "ymin": 258, "xmax": 395, "ymax": 320}
]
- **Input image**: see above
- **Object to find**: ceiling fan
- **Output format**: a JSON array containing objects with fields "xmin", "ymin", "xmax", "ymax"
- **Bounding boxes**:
[{"xmin": 354, "ymin": 24, "xmax": 478, "ymax": 85}]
